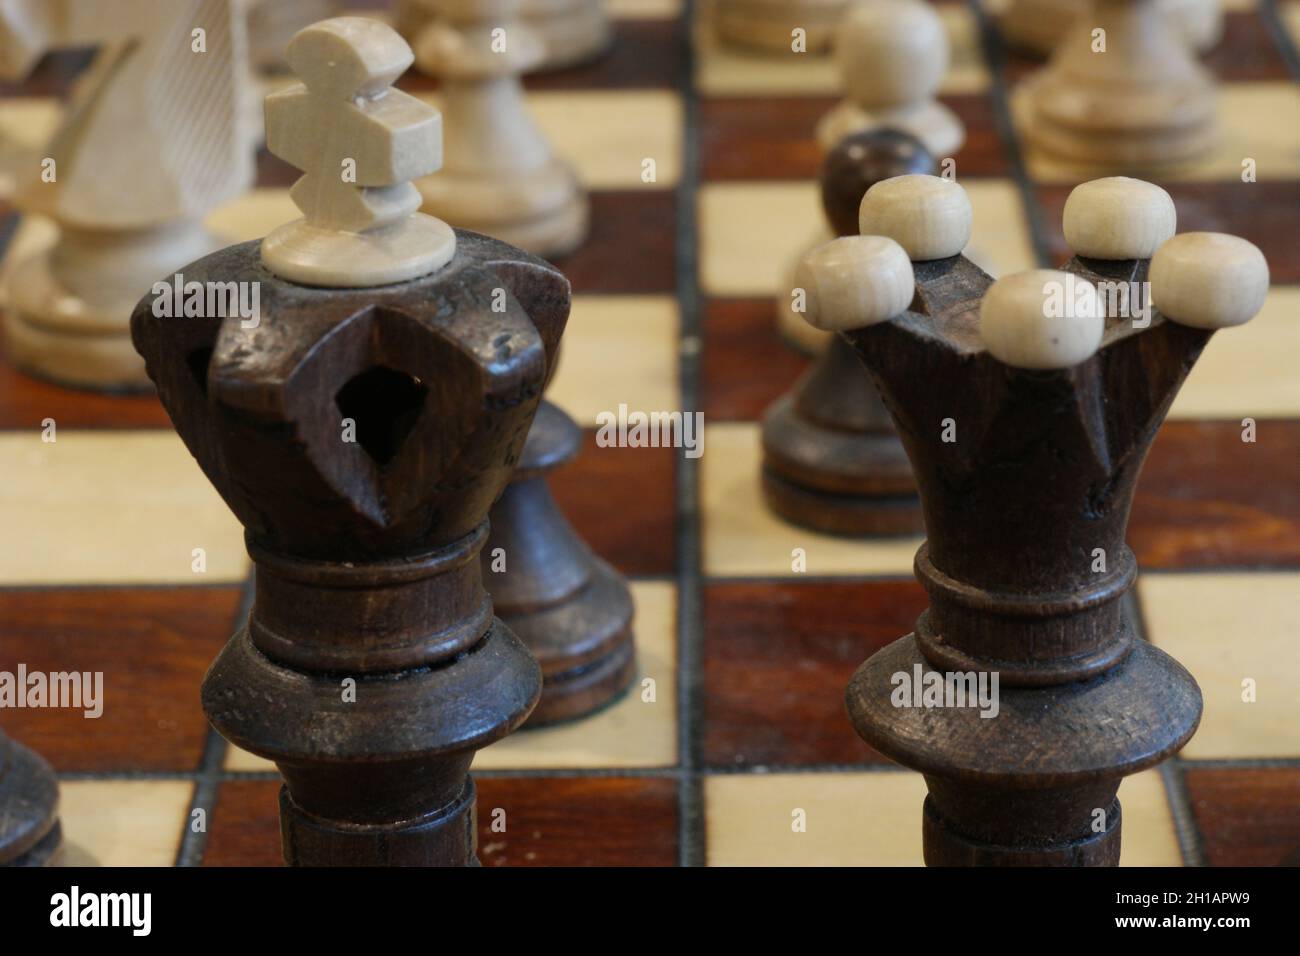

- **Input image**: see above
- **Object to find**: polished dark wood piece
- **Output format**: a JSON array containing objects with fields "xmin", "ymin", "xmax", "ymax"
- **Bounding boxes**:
[
  {"xmin": 843, "ymin": 253, "xmax": 1208, "ymax": 865},
  {"xmin": 761, "ymin": 129, "xmax": 932, "ymax": 536},
  {"xmin": 485, "ymin": 400, "xmax": 636, "ymax": 725},
  {"xmin": 132, "ymin": 232, "xmax": 570, "ymax": 866},
  {"xmin": 0, "ymin": 731, "xmax": 61, "ymax": 866}
]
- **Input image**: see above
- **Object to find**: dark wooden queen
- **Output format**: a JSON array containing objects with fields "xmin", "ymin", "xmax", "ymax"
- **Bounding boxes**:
[
  {"xmin": 800, "ymin": 174, "xmax": 1269, "ymax": 865},
  {"xmin": 132, "ymin": 16, "xmax": 572, "ymax": 865}
]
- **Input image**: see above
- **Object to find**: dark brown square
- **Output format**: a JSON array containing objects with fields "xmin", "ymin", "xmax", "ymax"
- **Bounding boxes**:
[
  {"xmin": 703, "ymin": 579, "xmax": 928, "ymax": 768},
  {"xmin": 0, "ymin": 587, "xmax": 242, "ymax": 772}
]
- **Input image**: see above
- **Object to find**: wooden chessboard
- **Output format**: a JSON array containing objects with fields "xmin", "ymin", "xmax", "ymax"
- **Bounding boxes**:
[{"xmin": 0, "ymin": 0, "xmax": 1297, "ymax": 867}]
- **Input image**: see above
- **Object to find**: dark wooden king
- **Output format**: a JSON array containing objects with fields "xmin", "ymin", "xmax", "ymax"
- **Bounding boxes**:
[
  {"xmin": 129, "ymin": 12, "xmax": 577, "ymax": 866},
  {"xmin": 829, "ymin": 177, "xmax": 1268, "ymax": 865},
  {"xmin": 132, "ymin": 232, "xmax": 567, "ymax": 866}
]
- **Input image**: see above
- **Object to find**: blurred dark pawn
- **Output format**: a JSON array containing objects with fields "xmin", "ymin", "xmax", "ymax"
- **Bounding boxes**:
[{"xmin": 819, "ymin": 128, "xmax": 936, "ymax": 237}]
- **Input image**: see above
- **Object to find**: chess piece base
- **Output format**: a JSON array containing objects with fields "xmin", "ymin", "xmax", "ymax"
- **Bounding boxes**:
[
  {"xmin": 3, "ymin": 220, "xmax": 219, "ymax": 390},
  {"xmin": 1015, "ymin": 75, "xmax": 1217, "ymax": 172},
  {"xmin": 761, "ymin": 391, "xmax": 922, "ymax": 537},
  {"xmin": 0, "ymin": 734, "xmax": 62, "ymax": 867},
  {"xmin": 206, "ymin": 615, "xmax": 540, "ymax": 866},
  {"xmin": 260, "ymin": 213, "xmax": 457, "ymax": 288},
  {"xmin": 511, "ymin": 555, "xmax": 637, "ymax": 726},
  {"xmin": 486, "ymin": 401, "xmax": 638, "ymax": 726},
  {"xmin": 418, "ymin": 161, "xmax": 588, "ymax": 260},
  {"xmin": 847, "ymin": 635, "xmax": 1200, "ymax": 867},
  {"xmin": 713, "ymin": 0, "xmax": 849, "ymax": 54},
  {"xmin": 524, "ymin": 0, "xmax": 613, "ymax": 71}
]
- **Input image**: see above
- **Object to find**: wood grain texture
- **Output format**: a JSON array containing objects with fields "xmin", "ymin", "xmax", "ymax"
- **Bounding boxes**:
[
  {"xmin": 702, "ymin": 298, "xmax": 807, "ymax": 421},
  {"xmin": 553, "ymin": 430, "xmax": 677, "ymax": 577},
  {"xmin": 703, "ymin": 580, "xmax": 928, "ymax": 767},
  {"xmin": 553, "ymin": 191, "xmax": 677, "ymax": 294},
  {"xmin": 701, "ymin": 95, "xmax": 1007, "ymax": 182},
  {"xmin": 1132, "ymin": 421, "xmax": 1300, "ymax": 569},
  {"xmin": 0, "ymin": 586, "xmax": 242, "ymax": 772},
  {"xmin": 204, "ymin": 776, "xmax": 679, "ymax": 866},
  {"xmin": 1184, "ymin": 767, "xmax": 1300, "ymax": 866}
]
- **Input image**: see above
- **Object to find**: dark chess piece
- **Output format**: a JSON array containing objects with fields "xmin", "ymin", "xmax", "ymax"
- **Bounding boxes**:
[
  {"xmin": 132, "ymin": 17, "xmax": 568, "ymax": 866},
  {"xmin": 484, "ymin": 400, "xmax": 636, "ymax": 726},
  {"xmin": 0, "ymin": 731, "xmax": 61, "ymax": 866},
  {"xmin": 761, "ymin": 128, "xmax": 935, "ymax": 536},
  {"xmin": 801, "ymin": 175, "xmax": 1268, "ymax": 864}
]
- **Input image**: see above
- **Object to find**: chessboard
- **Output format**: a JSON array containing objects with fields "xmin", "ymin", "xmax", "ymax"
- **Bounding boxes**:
[{"xmin": 0, "ymin": 0, "xmax": 1297, "ymax": 868}]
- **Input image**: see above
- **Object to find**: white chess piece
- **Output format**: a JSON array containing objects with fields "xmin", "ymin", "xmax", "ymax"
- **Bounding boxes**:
[
  {"xmin": 1018, "ymin": 0, "xmax": 1218, "ymax": 172},
  {"xmin": 816, "ymin": 0, "xmax": 965, "ymax": 160},
  {"xmin": 0, "ymin": 0, "xmax": 253, "ymax": 389},
  {"xmin": 413, "ymin": 0, "xmax": 588, "ymax": 258},
  {"xmin": 522, "ymin": 0, "xmax": 611, "ymax": 71},
  {"xmin": 261, "ymin": 17, "xmax": 456, "ymax": 287}
]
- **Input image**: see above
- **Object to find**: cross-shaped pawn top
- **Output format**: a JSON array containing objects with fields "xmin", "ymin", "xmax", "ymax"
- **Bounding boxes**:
[{"xmin": 261, "ymin": 16, "xmax": 456, "ymax": 287}]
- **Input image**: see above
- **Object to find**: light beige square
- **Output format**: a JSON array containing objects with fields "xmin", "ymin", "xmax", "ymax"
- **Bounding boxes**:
[
  {"xmin": 1141, "ymin": 573, "xmax": 1300, "ymax": 759},
  {"xmin": 549, "ymin": 295, "xmax": 680, "ymax": 428},
  {"xmin": 0, "ymin": 431, "xmax": 247, "ymax": 586},
  {"xmin": 226, "ymin": 580, "xmax": 679, "ymax": 772},
  {"xmin": 705, "ymin": 769, "xmax": 1181, "ymax": 865},
  {"xmin": 699, "ymin": 178, "xmax": 1035, "ymax": 297},
  {"xmin": 1016, "ymin": 83, "xmax": 1300, "ymax": 183},
  {"xmin": 694, "ymin": 3, "xmax": 989, "ymax": 96},
  {"xmin": 700, "ymin": 422, "xmax": 921, "ymax": 577},
  {"xmin": 415, "ymin": 90, "xmax": 682, "ymax": 190},
  {"xmin": 1169, "ymin": 286, "xmax": 1300, "ymax": 420},
  {"xmin": 56, "ymin": 780, "xmax": 193, "ymax": 867},
  {"xmin": 706, "ymin": 771, "xmax": 928, "ymax": 866}
]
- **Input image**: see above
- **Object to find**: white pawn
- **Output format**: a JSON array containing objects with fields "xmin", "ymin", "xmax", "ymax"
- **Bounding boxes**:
[
  {"xmin": 413, "ymin": 0, "xmax": 588, "ymax": 259},
  {"xmin": 261, "ymin": 17, "xmax": 455, "ymax": 287},
  {"xmin": 816, "ymin": 0, "xmax": 965, "ymax": 159}
]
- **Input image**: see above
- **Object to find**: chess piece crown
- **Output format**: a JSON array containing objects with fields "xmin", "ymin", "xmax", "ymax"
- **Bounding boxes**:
[
  {"xmin": 801, "ymin": 174, "xmax": 1268, "ymax": 864},
  {"xmin": 261, "ymin": 16, "xmax": 456, "ymax": 287}
]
